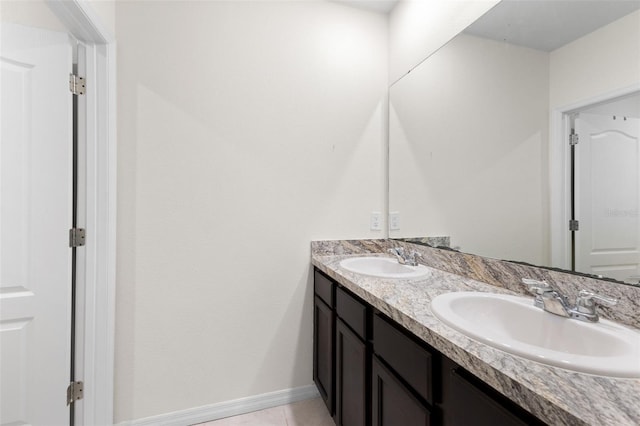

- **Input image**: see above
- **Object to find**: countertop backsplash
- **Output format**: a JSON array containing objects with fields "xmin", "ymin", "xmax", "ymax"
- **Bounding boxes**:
[{"xmin": 311, "ymin": 239, "xmax": 640, "ymax": 330}]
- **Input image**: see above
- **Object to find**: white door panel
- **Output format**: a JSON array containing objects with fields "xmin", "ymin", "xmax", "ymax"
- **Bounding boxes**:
[
  {"xmin": 1, "ymin": 23, "xmax": 72, "ymax": 426},
  {"xmin": 576, "ymin": 113, "xmax": 640, "ymax": 282}
]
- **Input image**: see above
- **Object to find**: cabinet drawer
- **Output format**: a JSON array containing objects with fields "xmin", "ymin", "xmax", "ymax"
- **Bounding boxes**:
[
  {"xmin": 373, "ymin": 313, "xmax": 433, "ymax": 404},
  {"xmin": 314, "ymin": 269, "xmax": 334, "ymax": 307},
  {"xmin": 336, "ymin": 287, "xmax": 367, "ymax": 339}
]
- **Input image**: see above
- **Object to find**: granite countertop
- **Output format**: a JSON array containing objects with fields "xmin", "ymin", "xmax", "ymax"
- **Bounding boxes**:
[{"xmin": 311, "ymin": 241, "xmax": 640, "ymax": 426}]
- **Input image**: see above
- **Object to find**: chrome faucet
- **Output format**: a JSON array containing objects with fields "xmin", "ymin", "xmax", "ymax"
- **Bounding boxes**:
[
  {"xmin": 521, "ymin": 279, "xmax": 617, "ymax": 322},
  {"xmin": 573, "ymin": 290, "xmax": 618, "ymax": 322},
  {"xmin": 387, "ymin": 247, "xmax": 422, "ymax": 266}
]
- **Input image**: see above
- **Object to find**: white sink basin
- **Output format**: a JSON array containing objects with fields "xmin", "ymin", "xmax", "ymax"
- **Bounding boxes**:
[
  {"xmin": 339, "ymin": 256, "xmax": 430, "ymax": 279},
  {"xmin": 431, "ymin": 292, "xmax": 640, "ymax": 378}
]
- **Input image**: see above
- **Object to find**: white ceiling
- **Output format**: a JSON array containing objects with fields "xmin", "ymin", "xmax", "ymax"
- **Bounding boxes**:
[
  {"xmin": 465, "ymin": 0, "xmax": 640, "ymax": 52},
  {"xmin": 331, "ymin": 0, "xmax": 640, "ymax": 116}
]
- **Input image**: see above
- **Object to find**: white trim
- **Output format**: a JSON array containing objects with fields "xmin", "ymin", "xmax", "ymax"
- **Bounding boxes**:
[
  {"xmin": 46, "ymin": 1, "xmax": 116, "ymax": 425},
  {"xmin": 117, "ymin": 385, "xmax": 321, "ymax": 426},
  {"xmin": 47, "ymin": 0, "xmax": 114, "ymax": 44},
  {"xmin": 549, "ymin": 108, "xmax": 570, "ymax": 269},
  {"xmin": 74, "ymin": 40, "xmax": 89, "ymax": 425},
  {"xmin": 549, "ymin": 84, "xmax": 640, "ymax": 270}
]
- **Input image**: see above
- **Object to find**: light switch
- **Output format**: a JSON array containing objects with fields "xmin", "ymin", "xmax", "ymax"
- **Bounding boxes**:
[
  {"xmin": 370, "ymin": 212, "xmax": 382, "ymax": 231},
  {"xmin": 389, "ymin": 212, "xmax": 400, "ymax": 231}
]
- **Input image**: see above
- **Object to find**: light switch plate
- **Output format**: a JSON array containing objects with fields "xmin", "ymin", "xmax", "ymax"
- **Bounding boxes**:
[
  {"xmin": 370, "ymin": 211, "xmax": 382, "ymax": 231},
  {"xmin": 389, "ymin": 212, "xmax": 400, "ymax": 231}
]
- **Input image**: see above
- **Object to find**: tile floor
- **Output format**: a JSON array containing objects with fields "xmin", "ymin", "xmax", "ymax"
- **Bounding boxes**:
[{"xmin": 196, "ymin": 397, "xmax": 334, "ymax": 426}]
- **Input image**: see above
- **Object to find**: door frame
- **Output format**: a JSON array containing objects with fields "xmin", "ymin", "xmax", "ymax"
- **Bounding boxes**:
[
  {"xmin": 549, "ymin": 83, "xmax": 640, "ymax": 271},
  {"xmin": 46, "ymin": 1, "xmax": 116, "ymax": 424}
]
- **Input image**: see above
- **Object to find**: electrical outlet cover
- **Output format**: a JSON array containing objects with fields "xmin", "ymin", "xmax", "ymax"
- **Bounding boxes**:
[
  {"xmin": 390, "ymin": 212, "xmax": 400, "ymax": 231},
  {"xmin": 370, "ymin": 212, "xmax": 382, "ymax": 231}
]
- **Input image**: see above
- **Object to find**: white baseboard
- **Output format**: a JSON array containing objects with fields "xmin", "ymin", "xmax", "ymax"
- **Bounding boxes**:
[{"xmin": 118, "ymin": 384, "xmax": 321, "ymax": 426}]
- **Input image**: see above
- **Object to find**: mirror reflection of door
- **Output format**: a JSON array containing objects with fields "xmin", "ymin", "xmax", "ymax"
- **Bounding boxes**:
[{"xmin": 572, "ymin": 93, "xmax": 640, "ymax": 284}]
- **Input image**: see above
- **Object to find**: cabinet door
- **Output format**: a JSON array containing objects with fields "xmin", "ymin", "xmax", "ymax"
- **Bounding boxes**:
[
  {"xmin": 336, "ymin": 319, "xmax": 368, "ymax": 426},
  {"xmin": 372, "ymin": 356, "xmax": 431, "ymax": 426},
  {"xmin": 314, "ymin": 296, "xmax": 335, "ymax": 415},
  {"xmin": 441, "ymin": 357, "xmax": 546, "ymax": 426}
]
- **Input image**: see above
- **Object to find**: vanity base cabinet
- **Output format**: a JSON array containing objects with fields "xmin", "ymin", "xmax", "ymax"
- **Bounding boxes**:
[
  {"xmin": 335, "ymin": 285, "xmax": 370, "ymax": 426},
  {"xmin": 335, "ymin": 318, "xmax": 368, "ymax": 426},
  {"xmin": 440, "ymin": 357, "xmax": 545, "ymax": 426},
  {"xmin": 372, "ymin": 313, "xmax": 433, "ymax": 404},
  {"xmin": 372, "ymin": 356, "xmax": 431, "ymax": 426},
  {"xmin": 312, "ymin": 268, "xmax": 546, "ymax": 426},
  {"xmin": 313, "ymin": 295, "xmax": 334, "ymax": 416}
]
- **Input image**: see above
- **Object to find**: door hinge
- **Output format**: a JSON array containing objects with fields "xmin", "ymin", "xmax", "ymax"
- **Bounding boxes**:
[
  {"xmin": 69, "ymin": 228, "xmax": 86, "ymax": 247},
  {"xmin": 67, "ymin": 381, "xmax": 84, "ymax": 406},
  {"xmin": 570, "ymin": 132, "xmax": 579, "ymax": 145},
  {"xmin": 69, "ymin": 74, "xmax": 85, "ymax": 96},
  {"xmin": 569, "ymin": 220, "xmax": 579, "ymax": 231}
]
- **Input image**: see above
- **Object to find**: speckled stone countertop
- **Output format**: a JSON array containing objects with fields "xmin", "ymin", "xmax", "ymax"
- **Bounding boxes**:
[{"xmin": 311, "ymin": 239, "xmax": 640, "ymax": 426}]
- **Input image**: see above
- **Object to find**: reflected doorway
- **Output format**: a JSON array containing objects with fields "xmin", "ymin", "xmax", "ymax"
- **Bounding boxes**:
[{"xmin": 567, "ymin": 92, "xmax": 640, "ymax": 284}]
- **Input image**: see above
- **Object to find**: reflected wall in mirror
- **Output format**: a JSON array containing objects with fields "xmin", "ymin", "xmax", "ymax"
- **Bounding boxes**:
[{"xmin": 389, "ymin": 0, "xmax": 640, "ymax": 283}]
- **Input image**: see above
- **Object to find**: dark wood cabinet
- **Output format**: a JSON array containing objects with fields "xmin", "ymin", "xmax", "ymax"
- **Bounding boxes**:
[
  {"xmin": 313, "ymin": 295, "xmax": 334, "ymax": 415},
  {"xmin": 336, "ymin": 287, "xmax": 367, "ymax": 337},
  {"xmin": 372, "ymin": 356, "xmax": 431, "ymax": 426},
  {"xmin": 313, "ymin": 268, "xmax": 546, "ymax": 426},
  {"xmin": 440, "ymin": 357, "xmax": 545, "ymax": 426},
  {"xmin": 335, "ymin": 285, "xmax": 370, "ymax": 426},
  {"xmin": 373, "ymin": 313, "xmax": 434, "ymax": 405},
  {"xmin": 314, "ymin": 270, "xmax": 370, "ymax": 425},
  {"xmin": 315, "ymin": 270, "xmax": 334, "ymax": 306},
  {"xmin": 336, "ymin": 318, "xmax": 368, "ymax": 426}
]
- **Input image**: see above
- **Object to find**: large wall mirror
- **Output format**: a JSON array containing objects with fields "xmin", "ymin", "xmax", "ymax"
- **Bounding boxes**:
[{"xmin": 389, "ymin": 0, "xmax": 640, "ymax": 284}]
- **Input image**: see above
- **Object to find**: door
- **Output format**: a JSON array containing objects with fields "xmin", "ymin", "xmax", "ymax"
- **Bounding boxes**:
[
  {"xmin": 575, "ymin": 112, "xmax": 640, "ymax": 282},
  {"xmin": 1, "ymin": 23, "xmax": 73, "ymax": 425}
]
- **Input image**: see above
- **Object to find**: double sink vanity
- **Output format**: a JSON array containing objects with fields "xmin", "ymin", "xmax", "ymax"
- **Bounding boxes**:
[{"xmin": 311, "ymin": 239, "xmax": 640, "ymax": 425}]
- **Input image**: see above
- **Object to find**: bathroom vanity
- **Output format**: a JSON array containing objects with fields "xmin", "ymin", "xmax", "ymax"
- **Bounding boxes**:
[
  {"xmin": 314, "ymin": 268, "xmax": 543, "ymax": 425},
  {"xmin": 311, "ymin": 239, "xmax": 640, "ymax": 426}
]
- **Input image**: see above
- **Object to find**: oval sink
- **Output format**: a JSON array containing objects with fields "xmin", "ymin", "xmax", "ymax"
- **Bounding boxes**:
[
  {"xmin": 431, "ymin": 292, "xmax": 640, "ymax": 378},
  {"xmin": 339, "ymin": 256, "xmax": 430, "ymax": 279}
]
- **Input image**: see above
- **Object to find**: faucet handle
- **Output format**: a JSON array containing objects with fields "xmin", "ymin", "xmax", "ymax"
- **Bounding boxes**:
[
  {"xmin": 521, "ymin": 278, "xmax": 555, "ymax": 309},
  {"xmin": 387, "ymin": 247, "xmax": 422, "ymax": 266},
  {"xmin": 521, "ymin": 278, "xmax": 553, "ymax": 295},
  {"xmin": 387, "ymin": 247, "xmax": 406, "ymax": 264},
  {"xmin": 573, "ymin": 290, "xmax": 617, "ymax": 322},
  {"xmin": 576, "ymin": 290, "xmax": 617, "ymax": 308}
]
